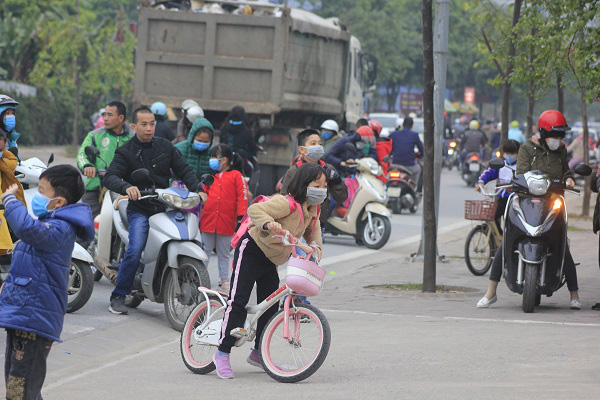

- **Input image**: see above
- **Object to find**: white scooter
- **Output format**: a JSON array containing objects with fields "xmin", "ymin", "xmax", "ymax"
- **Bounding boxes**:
[
  {"xmin": 94, "ymin": 164, "xmax": 213, "ymax": 331},
  {"xmin": 0, "ymin": 150, "xmax": 95, "ymax": 313},
  {"xmin": 325, "ymin": 146, "xmax": 392, "ymax": 249}
]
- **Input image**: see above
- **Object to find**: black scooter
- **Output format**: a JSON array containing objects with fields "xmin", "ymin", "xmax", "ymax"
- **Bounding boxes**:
[{"xmin": 488, "ymin": 158, "xmax": 592, "ymax": 313}]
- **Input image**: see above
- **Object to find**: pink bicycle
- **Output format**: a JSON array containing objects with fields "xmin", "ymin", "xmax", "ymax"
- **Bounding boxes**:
[{"xmin": 180, "ymin": 231, "xmax": 331, "ymax": 383}]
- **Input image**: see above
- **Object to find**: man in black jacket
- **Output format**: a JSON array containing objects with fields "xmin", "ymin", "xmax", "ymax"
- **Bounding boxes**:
[{"xmin": 103, "ymin": 106, "xmax": 207, "ymax": 315}]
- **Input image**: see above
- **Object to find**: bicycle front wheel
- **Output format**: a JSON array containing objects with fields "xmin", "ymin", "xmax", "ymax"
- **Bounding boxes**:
[
  {"xmin": 260, "ymin": 304, "xmax": 331, "ymax": 383},
  {"xmin": 465, "ymin": 224, "xmax": 494, "ymax": 276}
]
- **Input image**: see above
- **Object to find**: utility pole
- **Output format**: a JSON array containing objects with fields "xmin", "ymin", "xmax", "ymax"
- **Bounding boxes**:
[{"xmin": 412, "ymin": 0, "xmax": 450, "ymax": 272}]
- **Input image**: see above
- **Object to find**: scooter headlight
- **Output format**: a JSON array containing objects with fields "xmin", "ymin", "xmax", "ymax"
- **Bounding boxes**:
[
  {"xmin": 162, "ymin": 193, "xmax": 200, "ymax": 209},
  {"xmin": 527, "ymin": 179, "xmax": 550, "ymax": 195}
]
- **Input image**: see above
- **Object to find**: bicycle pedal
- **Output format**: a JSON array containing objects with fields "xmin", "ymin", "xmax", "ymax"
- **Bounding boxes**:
[{"xmin": 230, "ymin": 328, "xmax": 248, "ymax": 338}]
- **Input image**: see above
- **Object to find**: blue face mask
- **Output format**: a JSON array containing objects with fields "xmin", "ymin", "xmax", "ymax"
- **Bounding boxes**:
[
  {"xmin": 505, "ymin": 155, "xmax": 517, "ymax": 164},
  {"xmin": 322, "ymin": 131, "xmax": 333, "ymax": 141},
  {"xmin": 193, "ymin": 141, "xmax": 210, "ymax": 152},
  {"xmin": 3, "ymin": 115, "xmax": 15, "ymax": 132},
  {"xmin": 32, "ymin": 192, "xmax": 56, "ymax": 218},
  {"xmin": 209, "ymin": 158, "xmax": 222, "ymax": 172}
]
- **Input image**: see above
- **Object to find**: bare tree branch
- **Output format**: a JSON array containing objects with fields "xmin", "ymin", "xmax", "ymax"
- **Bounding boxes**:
[{"xmin": 481, "ymin": 28, "xmax": 506, "ymax": 78}]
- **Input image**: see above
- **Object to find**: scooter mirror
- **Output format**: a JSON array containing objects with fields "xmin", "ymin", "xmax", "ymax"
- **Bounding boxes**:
[
  {"xmin": 201, "ymin": 174, "xmax": 215, "ymax": 187},
  {"xmin": 131, "ymin": 168, "xmax": 153, "ymax": 185},
  {"xmin": 573, "ymin": 163, "xmax": 592, "ymax": 176},
  {"xmin": 84, "ymin": 146, "xmax": 99, "ymax": 162},
  {"xmin": 47, "ymin": 153, "xmax": 54, "ymax": 166},
  {"xmin": 7, "ymin": 147, "xmax": 18, "ymax": 157},
  {"xmin": 488, "ymin": 158, "xmax": 504, "ymax": 170}
]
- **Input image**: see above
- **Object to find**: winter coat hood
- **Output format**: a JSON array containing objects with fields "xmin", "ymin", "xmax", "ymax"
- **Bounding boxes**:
[
  {"xmin": 188, "ymin": 118, "xmax": 214, "ymax": 145},
  {"xmin": 46, "ymin": 203, "xmax": 96, "ymax": 243}
]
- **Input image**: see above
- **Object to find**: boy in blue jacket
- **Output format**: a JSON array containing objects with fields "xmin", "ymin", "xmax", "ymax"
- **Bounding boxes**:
[{"xmin": 0, "ymin": 165, "xmax": 94, "ymax": 400}]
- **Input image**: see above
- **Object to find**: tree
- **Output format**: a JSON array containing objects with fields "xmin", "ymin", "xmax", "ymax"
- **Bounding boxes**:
[
  {"xmin": 29, "ymin": 0, "xmax": 136, "ymax": 144},
  {"xmin": 422, "ymin": 0, "xmax": 436, "ymax": 292}
]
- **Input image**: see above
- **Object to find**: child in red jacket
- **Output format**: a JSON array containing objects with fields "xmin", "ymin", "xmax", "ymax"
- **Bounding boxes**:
[{"xmin": 201, "ymin": 144, "xmax": 249, "ymax": 291}]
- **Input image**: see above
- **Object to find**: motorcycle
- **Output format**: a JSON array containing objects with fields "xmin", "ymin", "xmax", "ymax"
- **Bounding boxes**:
[
  {"xmin": 462, "ymin": 152, "xmax": 483, "ymax": 187},
  {"xmin": 443, "ymin": 140, "xmax": 459, "ymax": 170},
  {"xmin": 93, "ymin": 166, "xmax": 214, "ymax": 331},
  {"xmin": 325, "ymin": 153, "xmax": 392, "ymax": 249},
  {"xmin": 386, "ymin": 162, "xmax": 420, "ymax": 214},
  {"xmin": 488, "ymin": 158, "xmax": 592, "ymax": 313},
  {"xmin": 0, "ymin": 150, "xmax": 95, "ymax": 313}
]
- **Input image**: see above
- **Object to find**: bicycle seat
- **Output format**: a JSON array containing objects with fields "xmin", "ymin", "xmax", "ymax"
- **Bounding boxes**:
[{"xmin": 117, "ymin": 199, "xmax": 129, "ymax": 229}]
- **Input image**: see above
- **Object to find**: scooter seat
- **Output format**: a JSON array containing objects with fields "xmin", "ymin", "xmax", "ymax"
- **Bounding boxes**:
[{"xmin": 117, "ymin": 199, "xmax": 129, "ymax": 229}]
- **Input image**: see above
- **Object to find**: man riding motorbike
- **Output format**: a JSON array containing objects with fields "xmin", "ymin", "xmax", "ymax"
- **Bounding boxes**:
[
  {"xmin": 173, "ymin": 100, "xmax": 203, "ymax": 145},
  {"xmin": 460, "ymin": 120, "xmax": 488, "ymax": 162},
  {"xmin": 0, "ymin": 95, "xmax": 21, "ymax": 149},
  {"xmin": 321, "ymin": 119, "xmax": 340, "ymax": 154},
  {"xmin": 102, "ymin": 106, "xmax": 207, "ymax": 315},
  {"xmin": 219, "ymin": 106, "xmax": 260, "ymax": 178},
  {"xmin": 324, "ymin": 125, "xmax": 377, "ymax": 177},
  {"xmin": 389, "ymin": 117, "xmax": 424, "ymax": 190},
  {"xmin": 151, "ymin": 102, "xmax": 175, "ymax": 142},
  {"xmin": 77, "ymin": 101, "xmax": 132, "ymax": 218},
  {"xmin": 477, "ymin": 110, "xmax": 581, "ymax": 310}
]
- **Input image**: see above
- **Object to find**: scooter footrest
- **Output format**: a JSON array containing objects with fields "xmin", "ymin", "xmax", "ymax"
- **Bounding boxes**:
[{"xmin": 230, "ymin": 328, "xmax": 247, "ymax": 338}]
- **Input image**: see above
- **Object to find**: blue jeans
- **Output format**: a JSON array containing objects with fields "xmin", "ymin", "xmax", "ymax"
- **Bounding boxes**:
[{"xmin": 111, "ymin": 210, "xmax": 150, "ymax": 300}]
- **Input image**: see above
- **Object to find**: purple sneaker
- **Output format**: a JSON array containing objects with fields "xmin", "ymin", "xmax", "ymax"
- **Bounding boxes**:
[
  {"xmin": 247, "ymin": 348, "xmax": 263, "ymax": 369},
  {"xmin": 213, "ymin": 351, "xmax": 234, "ymax": 379}
]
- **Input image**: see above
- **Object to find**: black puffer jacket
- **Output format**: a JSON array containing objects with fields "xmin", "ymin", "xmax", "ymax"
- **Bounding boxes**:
[
  {"xmin": 104, "ymin": 136, "xmax": 201, "ymax": 215},
  {"xmin": 154, "ymin": 117, "xmax": 175, "ymax": 141},
  {"xmin": 219, "ymin": 124, "xmax": 258, "ymax": 160}
]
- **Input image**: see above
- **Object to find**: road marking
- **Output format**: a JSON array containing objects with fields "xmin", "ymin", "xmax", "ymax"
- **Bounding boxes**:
[
  {"xmin": 320, "ymin": 220, "xmax": 470, "ymax": 267},
  {"xmin": 321, "ymin": 309, "xmax": 600, "ymax": 328},
  {"xmin": 44, "ymin": 338, "xmax": 178, "ymax": 392}
]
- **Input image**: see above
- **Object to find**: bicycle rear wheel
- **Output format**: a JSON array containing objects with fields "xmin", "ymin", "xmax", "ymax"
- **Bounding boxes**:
[
  {"xmin": 260, "ymin": 304, "xmax": 330, "ymax": 383},
  {"xmin": 465, "ymin": 224, "xmax": 494, "ymax": 276}
]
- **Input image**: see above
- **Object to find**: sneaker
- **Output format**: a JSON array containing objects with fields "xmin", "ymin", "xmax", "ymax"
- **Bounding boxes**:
[
  {"xmin": 570, "ymin": 299, "xmax": 581, "ymax": 310},
  {"xmin": 247, "ymin": 348, "xmax": 263, "ymax": 369},
  {"xmin": 213, "ymin": 351, "xmax": 234, "ymax": 379},
  {"xmin": 109, "ymin": 297, "xmax": 128, "ymax": 315}
]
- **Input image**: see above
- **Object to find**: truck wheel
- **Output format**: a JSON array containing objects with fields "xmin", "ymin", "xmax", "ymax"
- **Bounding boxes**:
[
  {"xmin": 522, "ymin": 263, "xmax": 539, "ymax": 313},
  {"xmin": 67, "ymin": 260, "xmax": 94, "ymax": 313}
]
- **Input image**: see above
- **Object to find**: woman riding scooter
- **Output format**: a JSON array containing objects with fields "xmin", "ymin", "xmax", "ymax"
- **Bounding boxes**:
[{"xmin": 477, "ymin": 110, "xmax": 582, "ymax": 310}]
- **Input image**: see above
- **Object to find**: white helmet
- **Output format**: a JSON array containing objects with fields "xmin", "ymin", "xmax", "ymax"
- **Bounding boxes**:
[
  {"xmin": 181, "ymin": 99, "xmax": 199, "ymax": 111},
  {"xmin": 320, "ymin": 119, "xmax": 339, "ymax": 133},
  {"xmin": 186, "ymin": 105, "xmax": 204, "ymax": 123}
]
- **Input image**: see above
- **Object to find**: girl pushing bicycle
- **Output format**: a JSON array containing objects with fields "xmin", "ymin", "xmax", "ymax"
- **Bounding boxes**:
[{"xmin": 214, "ymin": 163, "xmax": 326, "ymax": 379}]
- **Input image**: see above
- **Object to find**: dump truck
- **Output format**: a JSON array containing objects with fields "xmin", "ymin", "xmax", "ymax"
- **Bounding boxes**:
[{"xmin": 134, "ymin": 2, "xmax": 375, "ymax": 194}]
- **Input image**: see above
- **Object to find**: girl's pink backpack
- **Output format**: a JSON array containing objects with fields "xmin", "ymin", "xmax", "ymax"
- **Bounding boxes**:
[{"xmin": 230, "ymin": 195, "xmax": 319, "ymax": 248}]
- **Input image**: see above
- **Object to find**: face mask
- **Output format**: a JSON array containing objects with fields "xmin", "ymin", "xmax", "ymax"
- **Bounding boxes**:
[
  {"xmin": 322, "ymin": 131, "xmax": 333, "ymax": 141},
  {"xmin": 546, "ymin": 138, "xmax": 561, "ymax": 151},
  {"xmin": 209, "ymin": 158, "xmax": 222, "ymax": 171},
  {"xmin": 504, "ymin": 155, "xmax": 517, "ymax": 164},
  {"xmin": 3, "ymin": 115, "xmax": 15, "ymax": 131},
  {"xmin": 306, "ymin": 187, "xmax": 327, "ymax": 205},
  {"xmin": 305, "ymin": 145, "xmax": 324, "ymax": 161},
  {"xmin": 193, "ymin": 141, "xmax": 210, "ymax": 152},
  {"xmin": 32, "ymin": 192, "xmax": 57, "ymax": 217}
]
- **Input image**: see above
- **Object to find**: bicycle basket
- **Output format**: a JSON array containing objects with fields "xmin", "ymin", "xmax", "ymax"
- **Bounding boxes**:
[
  {"xmin": 464, "ymin": 200, "xmax": 498, "ymax": 221},
  {"xmin": 286, "ymin": 257, "xmax": 326, "ymax": 297}
]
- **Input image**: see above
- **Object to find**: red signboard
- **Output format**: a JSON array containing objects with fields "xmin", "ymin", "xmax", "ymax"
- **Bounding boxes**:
[
  {"xmin": 464, "ymin": 87, "xmax": 476, "ymax": 105},
  {"xmin": 400, "ymin": 92, "xmax": 423, "ymax": 114}
]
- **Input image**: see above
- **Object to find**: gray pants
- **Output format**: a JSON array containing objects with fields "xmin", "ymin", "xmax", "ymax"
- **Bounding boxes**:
[
  {"xmin": 201, "ymin": 232, "xmax": 232, "ymax": 280},
  {"xmin": 81, "ymin": 190, "xmax": 101, "ymax": 218},
  {"xmin": 402, "ymin": 164, "xmax": 421, "ymax": 191}
]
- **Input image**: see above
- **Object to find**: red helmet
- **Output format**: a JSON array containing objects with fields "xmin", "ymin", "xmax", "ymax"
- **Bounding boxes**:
[
  {"xmin": 369, "ymin": 120, "xmax": 383, "ymax": 136},
  {"xmin": 538, "ymin": 110, "xmax": 569, "ymax": 137}
]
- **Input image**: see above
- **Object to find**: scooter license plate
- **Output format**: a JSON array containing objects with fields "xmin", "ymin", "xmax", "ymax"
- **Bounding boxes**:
[
  {"xmin": 387, "ymin": 187, "xmax": 401, "ymax": 197},
  {"xmin": 469, "ymin": 163, "xmax": 480, "ymax": 172}
]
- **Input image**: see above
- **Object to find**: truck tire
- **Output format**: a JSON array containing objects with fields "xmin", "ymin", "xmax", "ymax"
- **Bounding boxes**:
[{"xmin": 522, "ymin": 263, "xmax": 539, "ymax": 313}]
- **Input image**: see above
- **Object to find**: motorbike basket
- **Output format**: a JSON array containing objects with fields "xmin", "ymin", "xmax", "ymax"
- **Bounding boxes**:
[{"xmin": 464, "ymin": 200, "xmax": 497, "ymax": 221}]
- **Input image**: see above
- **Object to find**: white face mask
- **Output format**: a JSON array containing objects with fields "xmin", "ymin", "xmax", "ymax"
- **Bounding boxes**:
[{"xmin": 546, "ymin": 138, "xmax": 561, "ymax": 151}]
